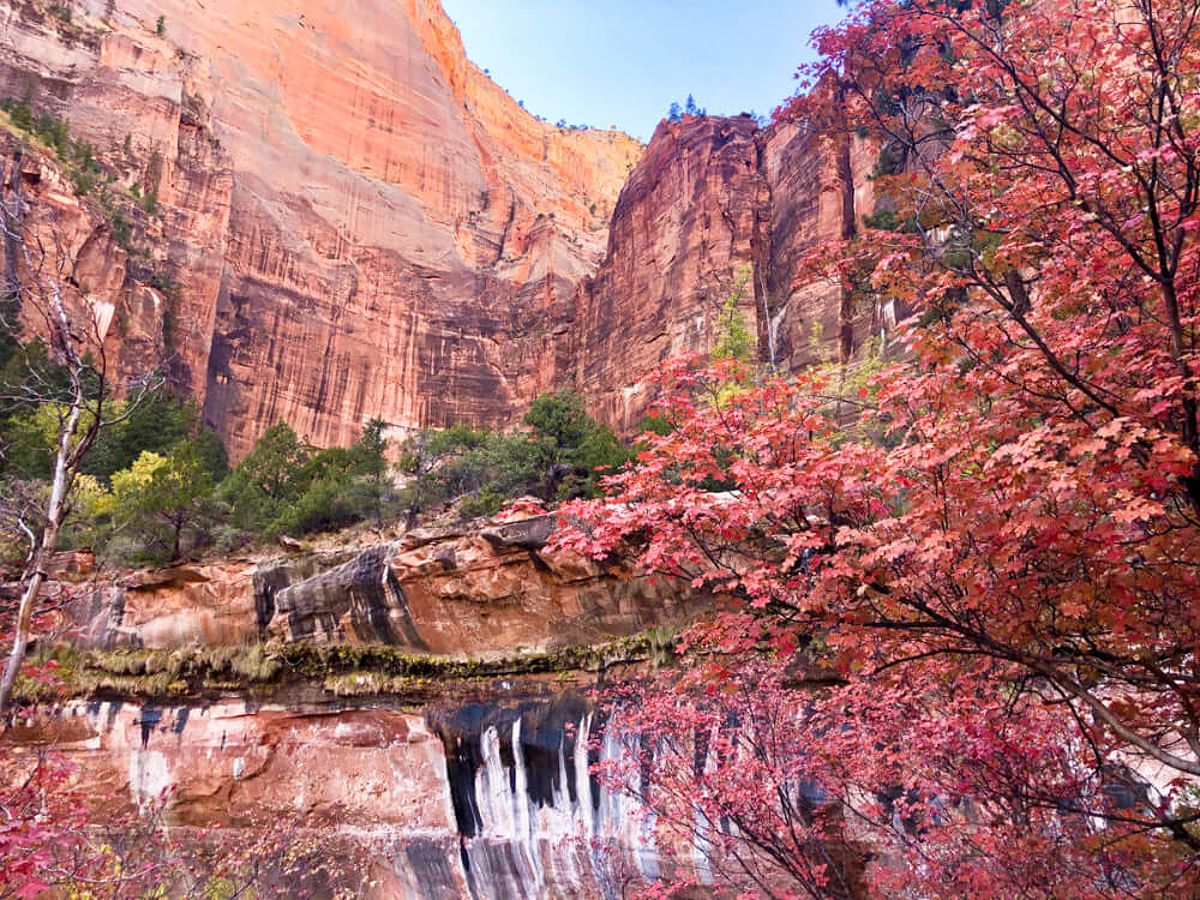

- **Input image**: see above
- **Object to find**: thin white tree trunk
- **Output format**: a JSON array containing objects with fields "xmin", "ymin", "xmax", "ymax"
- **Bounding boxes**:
[{"xmin": 0, "ymin": 394, "xmax": 80, "ymax": 724}]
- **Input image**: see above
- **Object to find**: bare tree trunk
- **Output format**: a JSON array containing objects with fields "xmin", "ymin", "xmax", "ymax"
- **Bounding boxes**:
[
  {"xmin": 2, "ymin": 149, "xmax": 22, "ymax": 302},
  {"xmin": 0, "ymin": 393, "xmax": 80, "ymax": 723},
  {"xmin": 0, "ymin": 146, "xmax": 159, "ymax": 726}
]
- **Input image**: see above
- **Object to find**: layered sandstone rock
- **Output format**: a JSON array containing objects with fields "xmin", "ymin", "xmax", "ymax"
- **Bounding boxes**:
[
  {"xmin": 575, "ymin": 113, "xmax": 883, "ymax": 432},
  {"xmin": 0, "ymin": 133, "xmax": 171, "ymax": 388},
  {"xmin": 45, "ymin": 513, "xmax": 701, "ymax": 654},
  {"xmin": 5, "ymin": 690, "xmax": 676, "ymax": 897},
  {"xmin": 759, "ymin": 120, "xmax": 889, "ymax": 374},
  {"xmin": 0, "ymin": 2, "xmax": 898, "ymax": 452},
  {"xmin": 380, "ymin": 515, "xmax": 693, "ymax": 653},
  {"xmin": 0, "ymin": 0, "xmax": 640, "ymax": 458},
  {"xmin": 576, "ymin": 115, "xmax": 769, "ymax": 429}
]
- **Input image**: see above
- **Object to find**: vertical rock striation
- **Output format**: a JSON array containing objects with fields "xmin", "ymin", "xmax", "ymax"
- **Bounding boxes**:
[
  {"xmin": 575, "ymin": 113, "xmax": 881, "ymax": 432},
  {"xmin": 575, "ymin": 115, "xmax": 769, "ymax": 429},
  {"xmin": 758, "ymin": 119, "xmax": 885, "ymax": 374},
  {"xmin": 0, "ymin": 3, "xmax": 892, "ymax": 449},
  {"xmin": 0, "ymin": 0, "xmax": 640, "ymax": 457}
]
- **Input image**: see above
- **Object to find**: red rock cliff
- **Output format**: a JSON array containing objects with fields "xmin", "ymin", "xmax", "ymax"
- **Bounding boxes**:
[
  {"xmin": 575, "ymin": 115, "xmax": 769, "ymax": 428},
  {"xmin": 0, "ymin": 0, "xmax": 640, "ymax": 457},
  {"xmin": 575, "ymin": 112, "xmax": 883, "ymax": 432},
  {"xmin": 0, "ymin": 1, "xmax": 893, "ymax": 451}
]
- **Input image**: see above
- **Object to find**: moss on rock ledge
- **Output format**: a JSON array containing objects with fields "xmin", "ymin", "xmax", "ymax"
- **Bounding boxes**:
[{"xmin": 18, "ymin": 628, "xmax": 679, "ymax": 703}]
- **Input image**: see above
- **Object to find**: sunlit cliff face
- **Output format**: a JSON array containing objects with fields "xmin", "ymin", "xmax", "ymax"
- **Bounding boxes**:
[
  {"xmin": 0, "ymin": 1, "xmax": 884, "ymax": 459},
  {"xmin": 0, "ymin": 0, "xmax": 641, "ymax": 458}
]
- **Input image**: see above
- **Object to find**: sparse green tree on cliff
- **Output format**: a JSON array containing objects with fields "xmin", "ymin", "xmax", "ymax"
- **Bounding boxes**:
[
  {"xmin": 356, "ymin": 417, "xmax": 389, "ymax": 525},
  {"xmin": 524, "ymin": 390, "xmax": 627, "ymax": 500},
  {"xmin": 102, "ymin": 442, "xmax": 214, "ymax": 561},
  {"xmin": 711, "ymin": 268, "xmax": 755, "ymax": 364}
]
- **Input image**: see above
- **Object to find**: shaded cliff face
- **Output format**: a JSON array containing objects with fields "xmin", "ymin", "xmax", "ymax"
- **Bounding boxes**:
[
  {"xmin": 760, "ymin": 120, "xmax": 886, "ymax": 374},
  {"xmin": 0, "ymin": 0, "xmax": 640, "ymax": 457},
  {"xmin": 576, "ymin": 114, "xmax": 881, "ymax": 432},
  {"xmin": 576, "ymin": 115, "xmax": 769, "ymax": 429}
]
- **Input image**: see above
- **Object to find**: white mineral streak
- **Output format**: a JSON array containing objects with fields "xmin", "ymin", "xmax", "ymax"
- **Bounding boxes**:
[
  {"xmin": 60, "ymin": 698, "xmax": 666, "ymax": 898},
  {"xmin": 456, "ymin": 712, "xmax": 663, "ymax": 898}
]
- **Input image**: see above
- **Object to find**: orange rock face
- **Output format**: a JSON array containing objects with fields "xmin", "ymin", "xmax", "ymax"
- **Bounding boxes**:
[
  {"xmin": 759, "ymin": 119, "xmax": 887, "ymax": 374},
  {"xmin": 576, "ymin": 116, "xmax": 770, "ymax": 429},
  {"xmin": 0, "ymin": 0, "xmax": 640, "ymax": 458},
  {"xmin": 0, "ymin": 2, "xmax": 891, "ymax": 453},
  {"xmin": 45, "ymin": 513, "xmax": 703, "ymax": 654},
  {"xmin": 576, "ymin": 114, "xmax": 882, "ymax": 432}
]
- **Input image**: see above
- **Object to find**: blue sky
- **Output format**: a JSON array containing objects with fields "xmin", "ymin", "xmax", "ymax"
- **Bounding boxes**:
[{"xmin": 441, "ymin": 1, "xmax": 849, "ymax": 140}]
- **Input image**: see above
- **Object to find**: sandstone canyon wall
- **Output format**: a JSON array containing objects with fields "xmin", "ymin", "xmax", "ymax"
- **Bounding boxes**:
[
  {"xmin": 0, "ymin": 0, "xmax": 891, "ymax": 452},
  {"xmin": 578, "ymin": 114, "xmax": 884, "ymax": 431},
  {"xmin": 6, "ymin": 509, "xmax": 709, "ymax": 898},
  {"xmin": 47, "ymin": 512, "xmax": 702, "ymax": 654},
  {"xmin": 575, "ymin": 115, "xmax": 769, "ymax": 427},
  {"xmin": 0, "ymin": 5, "xmax": 907, "ymax": 897},
  {"xmin": 0, "ymin": 0, "xmax": 640, "ymax": 457},
  {"xmin": 11, "ymin": 693, "xmax": 672, "ymax": 898}
]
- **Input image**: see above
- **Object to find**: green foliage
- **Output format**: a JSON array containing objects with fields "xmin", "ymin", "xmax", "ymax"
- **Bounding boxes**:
[
  {"xmin": 525, "ymin": 389, "xmax": 628, "ymax": 499},
  {"xmin": 525, "ymin": 390, "xmax": 594, "ymax": 449},
  {"xmin": 638, "ymin": 412, "xmax": 675, "ymax": 437},
  {"xmin": 211, "ymin": 424, "xmax": 305, "ymax": 538},
  {"xmin": 33, "ymin": 110, "xmax": 70, "ymax": 157},
  {"xmin": 354, "ymin": 417, "xmax": 389, "ymax": 524},
  {"xmin": 233, "ymin": 422, "xmax": 308, "ymax": 502},
  {"xmin": 90, "ymin": 411, "xmax": 394, "ymax": 559},
  {"xmin": 3, "ymin": 358, "xmax": 620, "ymax": 555},
  {"xmin": 712, "ymin": 295, "xmax": 754, "ymax": 364},
  {"xmin": 2, "ymin": 404, "xmax": 65, "ymax": 480},
  {"xmin": 872, "ymin": 140, "xmax": 906, "ymax": 178},
  {"xmin": 862, "ymin": 207, "xmax": 908, "ymax": 232},
  {"xmin": 3, "ymin": 91, "xmax": 33, "ymax": 131},
  {"xmin": 0, "ymin": 94, "xmax": 105, "ymax": 194},
  {"xmin": 98, "ymin": 194, "xmax": 133, "ymax": 250},
  {"xmin": 212, "ymin": 420, "xmax": 397, "ymax": 541},
  {"xmin": 399, "ymin": 390, "xmax": 629, "ymax": 521},
  {"xmin": 1, "ymin": 347, "xmax": 398, "ymax": 554},
  {"xmin": 460, "ymin": 486, "xmax": 506, "ymax": 519},
  {"xmin": 93, "ymin": 442, "xmax": 215, "ymax": 562},
  {"xmin": 711, "ymin": 267, "xmax": 755, "ymax": 364},
  {"xmin": 0, "ymin": 359, "xmax": 232, "ymax": 559},
  {"xmin": 401, "ymin": 427, "xmax": 537, "ymax": 513},
  {"xmin": 82, "ymin": 393, "xmax": 221, "ymax": 484},
  {"xmin": 141, "ymin": 147, "xmax": 162, "ymax": 214},
  {"xmin": 155, "ymin": 15, "xmax": 165, "ymax": 36},
  {"xmin": 0, "ymin": 337, "xmax": 94, "ymax": 480},
  {"xmin": 268, "ymin": 470, "xmax": 371, "ymax": 537}
]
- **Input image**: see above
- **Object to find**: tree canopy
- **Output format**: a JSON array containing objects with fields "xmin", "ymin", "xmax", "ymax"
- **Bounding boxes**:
[{"xmin": 557, "ymin": 0, "xmax": 1200, "ymax": 893}]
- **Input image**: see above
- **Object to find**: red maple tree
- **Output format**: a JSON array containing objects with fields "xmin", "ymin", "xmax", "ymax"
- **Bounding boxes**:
[{"xmin": 559, "ymin": 0, "xmax": 1200, "ymax": 893}]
